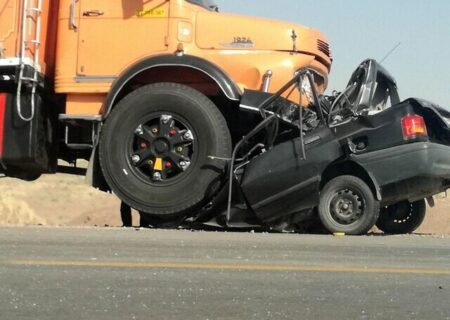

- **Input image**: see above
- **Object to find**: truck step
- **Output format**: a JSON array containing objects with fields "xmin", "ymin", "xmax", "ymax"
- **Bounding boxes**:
[
  {"xmin": 59, "ymin": 114, "xmax": 103, "ymax": 150},
  {"xmin": 20, "ymin": 77, "xmax": 38, "ymax": 83},
  {"xmin": 59, "ymin": 114, "xmax": 102, "ymax": 121}
]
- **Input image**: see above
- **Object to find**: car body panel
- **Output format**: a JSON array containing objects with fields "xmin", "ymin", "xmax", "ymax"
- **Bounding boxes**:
[
  {"xmin": 241, "ymin": 127, "xmax": 341, "ymax": 222},
  {"xmin": 227, "ymin": 60, "xmax": 450, "ymax": 228}
]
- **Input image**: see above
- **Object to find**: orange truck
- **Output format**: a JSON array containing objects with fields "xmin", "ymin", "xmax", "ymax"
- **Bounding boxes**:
[{"xmin": 0, "ymin": 0, "xmax": 332, "ymax": 217}]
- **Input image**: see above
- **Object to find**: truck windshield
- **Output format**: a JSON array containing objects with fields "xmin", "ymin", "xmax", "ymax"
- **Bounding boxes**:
[{"xmin": 186, "ymin": 0, "xmax": 219, "ymax": 11}]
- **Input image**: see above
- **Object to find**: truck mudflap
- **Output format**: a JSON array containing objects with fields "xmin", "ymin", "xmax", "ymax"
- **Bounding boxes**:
[{"xmin": 0, "ymin": 92, "xmax": 56, "ymax": 180}]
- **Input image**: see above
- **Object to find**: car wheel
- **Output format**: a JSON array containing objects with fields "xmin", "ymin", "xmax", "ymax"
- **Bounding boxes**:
[
  {"xmin": 376, "ymin": 199, "xmax": 426, "ymax": 234},
  {"xmin": 318, "ymin": 175, "xmax": 380, "ymax": 235}
]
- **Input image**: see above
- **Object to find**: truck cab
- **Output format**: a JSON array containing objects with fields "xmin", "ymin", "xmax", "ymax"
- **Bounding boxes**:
[
  {"xmin": 54, "ymin": 0, "xmax": 331, "ymax": 114},
  {"xmin": 0, "ymin": 0, "xmax": 332, "ymax": 218}
]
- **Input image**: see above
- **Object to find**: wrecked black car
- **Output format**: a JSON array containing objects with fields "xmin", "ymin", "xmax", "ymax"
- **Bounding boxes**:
[{"xmin": 145, "ymin": 60, "xmax": 450, "ymax": 235}]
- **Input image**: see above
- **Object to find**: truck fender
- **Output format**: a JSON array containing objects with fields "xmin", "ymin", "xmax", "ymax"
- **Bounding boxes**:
[{"xmin": 102, "ymin": 54, "xmax": 242, "ymax": 118}]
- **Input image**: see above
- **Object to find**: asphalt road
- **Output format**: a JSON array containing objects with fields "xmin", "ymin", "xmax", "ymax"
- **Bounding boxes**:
[{"xmin": 0, "ymin": 227, "xmax": 449, "ymax": 320}]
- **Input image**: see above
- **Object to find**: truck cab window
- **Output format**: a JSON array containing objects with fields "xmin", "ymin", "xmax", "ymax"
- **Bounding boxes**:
[{"xmin": 186, "ymin": 0, "xmax": 219, "ymax": 11}]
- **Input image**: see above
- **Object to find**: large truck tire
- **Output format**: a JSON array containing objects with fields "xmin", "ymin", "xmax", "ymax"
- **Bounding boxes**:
[
  {"xmin": 99, "ymin": 83, "xmax": 232, "ymax": 217},
  {"xmin": 376, "ymin": 199, "xmax": 426, "ymax": 234},
  {"xmin": 318, "ymin": 175, "xmax": 380, "ymax": 235}
]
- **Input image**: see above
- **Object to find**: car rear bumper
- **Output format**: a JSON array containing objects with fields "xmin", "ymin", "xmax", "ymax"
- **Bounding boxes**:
[{"xmin": 351, "ymin": 142, "xmax": 450, "ymax": 204}]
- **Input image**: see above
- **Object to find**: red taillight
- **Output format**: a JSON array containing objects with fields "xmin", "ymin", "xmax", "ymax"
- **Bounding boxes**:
[{"xmin": 401, "ymin": 115, "xmax": 428, "ymax": 140}]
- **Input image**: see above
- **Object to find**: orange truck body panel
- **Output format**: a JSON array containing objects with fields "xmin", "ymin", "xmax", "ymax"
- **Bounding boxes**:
[
  {"xmin": 0, "ymin": 0, "xmax": 59, "ymax": 76},
  {"xmin": 1, "ymin": 0, "xmax": 331, "ymax": 115}
]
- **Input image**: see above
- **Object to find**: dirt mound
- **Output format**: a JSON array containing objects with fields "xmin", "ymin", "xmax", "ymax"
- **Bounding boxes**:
[
  {"xmin": 0, "ymin": 173, "xmax": 122, "ymax": 227},
  {"xmin": 0, "ymin": 173, "xmax": 449, "ymax": 234},
  {"xmin": 0, "ymin": 194, "xmax": 46, "ymax": 225}
]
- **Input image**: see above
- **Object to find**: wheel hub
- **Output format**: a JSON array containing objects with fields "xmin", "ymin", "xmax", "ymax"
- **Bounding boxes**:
[
  {"xmin": 389, "ymin": 202, "xmax": 413, "ymax": 223},
  {"xmin": 336, "ymin": 199, "xmax": 353, "ymax": 215},
  {"xmin": 153, "ymin": 138, "xmax": 170, "ymax": 154},
  {"xmin": 129, "ymin": 114, "xmax": 195, "ymax": 183},
  {"xmin": 330, "ymin": 189, "xmax": 363, "ymax": 225}
]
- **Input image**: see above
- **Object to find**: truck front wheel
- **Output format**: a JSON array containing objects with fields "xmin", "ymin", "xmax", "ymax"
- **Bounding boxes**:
[{"xmin": 99, "ymin": 83, "xmax": 231, "ymax": 217}]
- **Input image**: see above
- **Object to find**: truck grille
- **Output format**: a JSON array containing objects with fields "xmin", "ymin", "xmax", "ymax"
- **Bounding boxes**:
[{"xmin": 317, "ymin": 40, "xmax": 331, "ymax": 58}]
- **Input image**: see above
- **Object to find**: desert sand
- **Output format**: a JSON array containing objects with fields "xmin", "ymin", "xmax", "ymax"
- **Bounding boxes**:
[{"xmin": 0, "ymin": 173, "xmax": 449, "ymax": 234}]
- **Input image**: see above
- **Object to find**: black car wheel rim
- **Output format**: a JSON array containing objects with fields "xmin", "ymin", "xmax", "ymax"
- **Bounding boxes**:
[
  {"xmin": 127, "ymin": 113, "xmax": 196, "ymax": 184},
  {"xmin": 386, "ymin": 202, "xmax": 413, "ymax": 224},
  {"xmin": 329, "ymin": 189, "xmax": 364, "ymax": 225}
]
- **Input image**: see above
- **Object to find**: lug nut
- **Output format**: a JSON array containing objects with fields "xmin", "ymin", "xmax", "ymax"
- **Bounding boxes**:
[
  {"xmin": 135, "ymin": 125, "xmax": 143, "ymax": 135},
  {"xmin": 176, "ymin": 147, "xmax": 183, "ymax": 153},
  {"xmin": 151, "ymin": 128, "xmax": 158, "ymax": 134},
  {"xmin": 153, "ymin": 172, "xmax": 162, "ymax": 181},
  {"xmin": 148, "ymin": 160, "xmax": 154, "ymax": 166},
  {"xmin": 161, "ymin": 115, "xmax": 172, "ymax": 124},
  {"xmin": 179, "ymin": 161, "xmax": 190, "ymax": 171},
  {"xmin": 131, "ymin": 155, "xmax": 141, "ymax": 164}
]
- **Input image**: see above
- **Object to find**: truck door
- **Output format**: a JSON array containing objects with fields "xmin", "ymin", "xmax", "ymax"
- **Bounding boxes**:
[{"xmin": 76, "ymin": 0, "xmax": 169, "ymax": 77}]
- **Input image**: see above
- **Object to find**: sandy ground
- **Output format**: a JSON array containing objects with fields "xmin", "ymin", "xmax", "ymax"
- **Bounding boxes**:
[
  {"xmin": 0, "ymin": 174, "xmax": 122, "ymax": 227},
  {"xmin": 0, "ymin": 173, "xmax": 449, "ymax": 234}
]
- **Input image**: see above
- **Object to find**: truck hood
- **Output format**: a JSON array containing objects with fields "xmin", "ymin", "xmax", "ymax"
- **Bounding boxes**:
[{"xmin": 195, "ymin": 12, "xmax": 332, "ymax": 67}]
